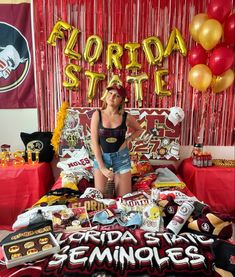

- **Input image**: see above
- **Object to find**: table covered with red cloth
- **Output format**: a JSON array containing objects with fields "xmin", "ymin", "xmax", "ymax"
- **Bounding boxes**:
[
  {"xmin": 0, "ymin": 163, "xmax": 54, "ymax": 230},
  {"xmin": 178, "ymin": 158, "xmax": 235, "ymax": 219}
]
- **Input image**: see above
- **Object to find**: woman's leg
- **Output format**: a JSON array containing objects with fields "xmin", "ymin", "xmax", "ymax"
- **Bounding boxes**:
[
  {"xmin": 94, "ymin": 169, "xmax": 108, "ymax": 195},
  {"xmin": 115, "ymin": 171, "xmax": 132, "ymax": 197}
]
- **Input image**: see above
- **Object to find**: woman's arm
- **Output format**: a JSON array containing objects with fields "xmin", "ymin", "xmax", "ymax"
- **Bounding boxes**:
[
  {"xmin": 126, "ymin": 113, "xmax": 144, "ymax": 144},
  {"xmin": 90, "ymin": 110, "xmax": 105, "ymax": 168}
]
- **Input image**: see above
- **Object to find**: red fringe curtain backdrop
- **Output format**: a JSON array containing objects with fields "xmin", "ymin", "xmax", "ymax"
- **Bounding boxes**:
[{"xmin": 32, "ymin": 0, "xmax": 235, "ymax": 146}]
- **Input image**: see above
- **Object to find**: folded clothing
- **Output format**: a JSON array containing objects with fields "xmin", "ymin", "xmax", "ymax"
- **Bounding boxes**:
[{"xmin": 155, "ymin": 167, "xmax": 181, "ymax": 183}]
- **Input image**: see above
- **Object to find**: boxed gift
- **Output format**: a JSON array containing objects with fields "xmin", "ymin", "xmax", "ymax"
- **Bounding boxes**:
[{"xmin": 2, "ymin": 232, "xmax": 60, "ymax": 268}]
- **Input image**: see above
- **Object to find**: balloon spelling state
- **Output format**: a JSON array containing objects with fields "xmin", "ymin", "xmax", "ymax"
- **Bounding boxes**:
[
  {"xmin": 142, "ymin": 36, "xmax": 164, "ymax": 65},
  {"xmin": 47, "ymin": 20, "xmax": 72, "ymax": 46},
  {"xmin": 85, "ymin": 71, "xmax": 105, "ymax": 103},
  {"xmin": 188, "ymin": 45, "xmax": 207, "ymax": 67},
  {"xmin": 188, "ymin": 64, "xmax": 212, "ymax": 91},
  {"xmin": 208, "ymin": 46, "xmax": 234, "ymax": 76},
  {"xmin": 124, "ymin": 43, "xmax": 142, "ymax": 70},
  {"xmin": 84, "ymin": 35, "xmax": 103, "ymax": 65}
]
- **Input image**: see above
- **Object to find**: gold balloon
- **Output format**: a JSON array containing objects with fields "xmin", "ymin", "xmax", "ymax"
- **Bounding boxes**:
[
  {"xmin": 154, "ymin": 69, "xmax": 171, "ymax": 96},
  {"xmin": 124, "ymin": 43, "xmax": 142, "ymax": 70},
  {"xmin": 63, "ymin": 63, "xmax": 81, "ymax": 90},
  {"xmin": 188, "ymin": 64, "xmax": 212, "ymax": 91},
  {"xmin": 199, "ymin": 19, "xmax": 223, "ymax": 51},
  {"xmin": 211, "ymin": 69, "xmax": 234, "ymax": 93},
  {"xmin": 84, "ymin": 35, "xmax": 103, "ymax": 65},
  {"xmin": 64, "ymin": 27, "xmax": 81, "ymax": 60},
  {"xmin": 127, "ymin": 73, "xmax": 148, "ymax": 107},
  {"xmin": 106, "ymin": 43, "xmax": 123, "ymax": 70},
  {"xmin": 47, "ymin": 20, "xmax": 72, "ymax": 46},
  {"xmin": 189, "ymin": 13, "xmax": 208, "ymax": 43},
  {"xmin": 164, "ymin": 28, "xmax": 187, "ymax": 57},
  {"xmin": 85, "ymin": 70, "xmax": 106, "ymax": 103},
  {"xmin": 142, "ymin": 36, "xmax": 164, "ymax": 65}
]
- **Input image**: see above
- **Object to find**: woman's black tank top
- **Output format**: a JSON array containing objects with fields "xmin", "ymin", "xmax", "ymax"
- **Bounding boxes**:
[{"xmin": 98, "ymin": 110, "xmax": 127, "ymax": 153}]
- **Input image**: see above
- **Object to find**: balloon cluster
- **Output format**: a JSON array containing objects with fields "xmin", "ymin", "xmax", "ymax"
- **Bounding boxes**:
[{"xmin": 188, "ymin": 0, "xmax": 234, "ymax": 93}]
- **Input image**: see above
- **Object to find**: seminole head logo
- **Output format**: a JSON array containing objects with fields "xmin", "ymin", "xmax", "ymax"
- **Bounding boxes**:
[{"xmin": 0, "ymin": 22, "xmax": 30, "ymax": 93}]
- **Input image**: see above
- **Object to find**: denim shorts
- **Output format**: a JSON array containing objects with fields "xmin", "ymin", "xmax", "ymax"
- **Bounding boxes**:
[{"xmin": 93, "ymin": 147, "xmax": 131, "ymax": 174}]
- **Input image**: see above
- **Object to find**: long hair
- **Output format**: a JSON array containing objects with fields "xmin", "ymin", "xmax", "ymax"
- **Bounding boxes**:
[{"xmin": 101, "ymin": 90, "xmax": 126, "ymax": 114}]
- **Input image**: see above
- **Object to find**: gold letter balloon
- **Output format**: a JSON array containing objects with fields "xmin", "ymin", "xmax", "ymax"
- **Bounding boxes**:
[
  {"xmin": 106, "ymin": 43, "xmax": 123, "ymax": 70},
  {"xmin": 84, "ymin": 35, "xmax": 103, "ymax": 65},
  {"xmin": 164, "ymin": 28, "xmax": 187, "ymax": 57},
  {"xmin": 127, "ymin": 73, "xmax": 148, "ymax": 107},
  {"xmin": 124, "ymin": 43, "xmax": 142, "ymax": 70},
  {"xmin": 47, "ymin": 20, "xmax": 72, "ymax": 46},
  {"xmin": 63, "ymin": 63, "xmax": 81, "ymax": 89},
  {"xmin": 85, "ymin": 70, "xmax": 106, "ymax": 103},
  {"xmin": 64, "ymin": 27, "xmax": 81, "ymax": 60},
  {"xmin": 142, "ymin": 36, "xmax": 164, "ymax": 65}
]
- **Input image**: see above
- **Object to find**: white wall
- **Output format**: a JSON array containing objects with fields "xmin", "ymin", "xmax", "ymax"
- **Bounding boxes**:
[{"xmin": 0, "ymin": 109, "xmax": 38, "ymax": 152}]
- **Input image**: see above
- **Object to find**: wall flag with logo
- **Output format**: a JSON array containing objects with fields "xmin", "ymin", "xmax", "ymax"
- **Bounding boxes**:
[{"xmin": 0, "ymin": 1, "xmax": 36, "ymax": 108}]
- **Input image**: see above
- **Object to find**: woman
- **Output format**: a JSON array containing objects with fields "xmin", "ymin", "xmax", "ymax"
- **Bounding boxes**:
[{"xmin": 90, "ymin": 84, "xmax": 143, "ymax": 197}]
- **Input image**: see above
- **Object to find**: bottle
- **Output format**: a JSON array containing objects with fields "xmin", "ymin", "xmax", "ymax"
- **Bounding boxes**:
[
  {"xmin": 166, "ymin": 201, "xmax": 195, "ymax": 235},
  {"xmin": 103, "ymin": 168, "xmax": 115, "ymax": 199},
  {"xmin": 208, "ymin": 153, "xmax": 213, "ymax": 167}
]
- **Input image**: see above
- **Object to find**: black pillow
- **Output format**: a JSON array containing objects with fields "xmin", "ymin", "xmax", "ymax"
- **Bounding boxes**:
[{"xmin": 20, "ymin": 132, "xmax": 54, "ymax": 162}]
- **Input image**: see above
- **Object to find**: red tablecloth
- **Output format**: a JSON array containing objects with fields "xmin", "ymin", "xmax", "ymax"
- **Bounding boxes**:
[
  {"xmin": 178, "ymin": 158, "xmax": 235, "ymax": 219},
  {"xmin": 0, "ymin": 163, "xmax": 54, "ymax": 230}
]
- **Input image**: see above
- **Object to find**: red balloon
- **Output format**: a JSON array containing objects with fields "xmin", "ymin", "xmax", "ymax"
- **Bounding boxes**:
[
  {"xmin": 188, "ymin": 45, "xmax": 208, "ymax": 66},
  {"xmin": 224, "ymin": 13, "xmax": 235, "ymax": 46},
  {"xmin": 207, "ymin": 0, "xmax": 233, "ymax": 23},
  {"xmin": 209, "ymin": 47, "xmax": 234, "ymax": 75}
]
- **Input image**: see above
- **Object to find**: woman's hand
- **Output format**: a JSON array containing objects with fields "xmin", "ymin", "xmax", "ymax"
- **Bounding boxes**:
[{"xmin": 100, "ymin": 167, "xmax": 114, "ymax": 180}]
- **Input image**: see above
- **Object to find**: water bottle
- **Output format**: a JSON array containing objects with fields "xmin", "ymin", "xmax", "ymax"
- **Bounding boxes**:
[{"xmin": 166, "ymin": 201, "xmax": 195, "ymax": 235}]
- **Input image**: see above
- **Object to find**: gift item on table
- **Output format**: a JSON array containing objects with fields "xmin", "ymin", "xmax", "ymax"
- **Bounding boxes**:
[
  {"xmin": 12, "ymin": 205, "xmax": 67, "ymax": 230},
  {"xmin": 51, "ymin": 207, "xmax": 91, "ymax": 231},
  {"xmin": 61, "ymin": 171, "xmax": 79, "ymax": 190},
  {"xmin": 166, "ymin": 201, "xmax": 195, "ymax": 235},
  {"xmin": 80, "ymin": 187, "xmax": 103, "ymax": 199},
  {"xmin": 57, "ymin": 146, "xmax": 93, "ymax": 171},
  {"xmin": 2, "ymin": 232, "xmax": 59, "ymax": 269},
  {"xmin": 116, "ymin": 192, "xmax": 151, "ymax": 213},
  {"xmin": 159, "ymin": 190, "xmax": 198, "ymax": 205},
  {"xmin": 132, "ymin": 173, "xmax": 157, "ymax": 192},
  {"xmin": 187, "ymin": 211, "xmax": 233, "ymax": 239},
  {"xmin": 152, "ymin": 167, "xmax": 185, "ymax": 189},
  {"xmin": 158, "ymin": 195, "xmax": 179, "ymax": 226},
  {"xmin": 141, "ymin": 204, "xmax": 164, "ymax": 232},
  {"xmin": 192, "ymin": 152, "xmax": 213, "ymax": 167},
  {"xmin": 92, "ymin": 209, "xmax": 142, "ymax": 228}
]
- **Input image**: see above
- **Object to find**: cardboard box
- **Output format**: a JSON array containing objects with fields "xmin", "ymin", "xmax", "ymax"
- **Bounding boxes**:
[{"xmin": 2, "ymin": 232, "xmax": 60, "ymax": 268}]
